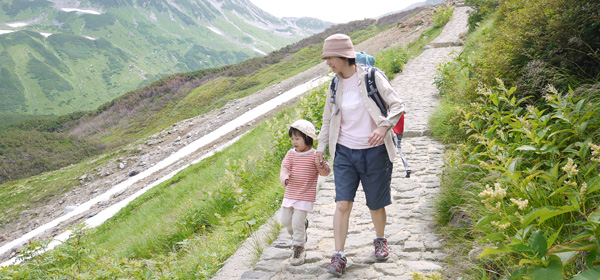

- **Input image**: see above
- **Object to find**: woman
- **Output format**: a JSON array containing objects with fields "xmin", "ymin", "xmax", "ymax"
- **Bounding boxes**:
[{"xmin": 315, "ymin": 34, "xmax": 405, "ymax": 276}]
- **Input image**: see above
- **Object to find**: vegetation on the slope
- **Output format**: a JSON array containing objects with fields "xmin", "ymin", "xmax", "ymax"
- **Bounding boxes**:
[
  {"xmin": 431, "ymin": 0, "xmax": 600, "ymax": 279},
  {"xmin": 377, "ymin": 5, "xmax": 453, "ymax": 80},
  {"xmin": 0, "ymin": 6, "xmax": 450, "ymax": 277},
  {"xmin": 0, "ymin": 82, "xmax": 326, "ymax": 279}
]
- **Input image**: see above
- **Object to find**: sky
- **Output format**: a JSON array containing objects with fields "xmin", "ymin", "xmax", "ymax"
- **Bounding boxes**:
[{"xmin": 249, "ymin": 0, "xmax": 424, "ymax": 24}]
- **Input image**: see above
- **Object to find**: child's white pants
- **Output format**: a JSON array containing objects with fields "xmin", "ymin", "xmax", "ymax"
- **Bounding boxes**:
[{"xmin": 280, "ymin": 206, "xmax": 308, "ymax": 246}]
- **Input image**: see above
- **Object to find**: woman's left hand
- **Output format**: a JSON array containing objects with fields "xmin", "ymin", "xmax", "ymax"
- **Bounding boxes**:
[{"xmin": 368, "ymin": 126, "xmax": 389, "ymax": 147}]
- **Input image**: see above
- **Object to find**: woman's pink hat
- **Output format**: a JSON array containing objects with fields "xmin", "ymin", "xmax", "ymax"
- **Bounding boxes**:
[{"xmin": 321, "ymin": 34, "xmax": 356, "ymax": 59}]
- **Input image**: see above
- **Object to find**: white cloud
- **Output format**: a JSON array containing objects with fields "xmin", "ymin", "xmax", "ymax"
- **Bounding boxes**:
[{"xmin": 249, "ymin": 0, "xmax": 424, "ymax": 23}]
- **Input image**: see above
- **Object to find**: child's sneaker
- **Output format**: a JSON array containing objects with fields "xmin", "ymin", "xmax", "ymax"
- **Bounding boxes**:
[
  {"xmin": 374, "ymin": 237, "xmax": 389, "ymax": 260},
  {"xmin": 290, "ymin": 245, "xmax": 305, "ymax": 266},
  {"xmin": 327, "ymin": 252, "xmax": 347, "ymax": 276}
]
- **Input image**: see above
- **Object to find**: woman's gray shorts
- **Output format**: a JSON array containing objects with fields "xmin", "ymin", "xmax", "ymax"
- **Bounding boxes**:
[{"xmin": 333, "ymin": 144, "xmax": 392, "ymax": 210}]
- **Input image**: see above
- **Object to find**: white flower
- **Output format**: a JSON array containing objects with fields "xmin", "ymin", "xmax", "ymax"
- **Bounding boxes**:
[
  {"xmin": 510, "ymin": 198, "xmax": 529, "ymax": 210},
  {"xmin": 590, "ymin": 142, "xmax": 600, "ymax": 162},
  {"xmin": 562, "ymin": 158, "xmax": 579, "ymax": 176},
  {"xmin": 491, "ymin": 220, "xmax": 510, "ymax": 230},
  {"xmin": 564, "ymin": 180, "xmax": 578, "ymax": 187},
  {"xmin": 580, "ymin": 182, "xmax": 588, "ymax": 197},
  {"xmin": 479, "ymin": 184, "xmax": 494, "ymax": 199},
  {"xmin": 494, "ymin": 183, "xmax": 507, "ymax": 200}
]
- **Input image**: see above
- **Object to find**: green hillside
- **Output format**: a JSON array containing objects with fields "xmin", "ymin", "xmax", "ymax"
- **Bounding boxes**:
[{"xmin": 0, "ymin": 0, "xmax": 331, "ymax": 117}]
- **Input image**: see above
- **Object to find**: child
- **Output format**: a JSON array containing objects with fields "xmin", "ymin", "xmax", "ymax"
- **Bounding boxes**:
[{"xmin": 280, "ymin": 119, "xmax": 331, "ymax": 266}]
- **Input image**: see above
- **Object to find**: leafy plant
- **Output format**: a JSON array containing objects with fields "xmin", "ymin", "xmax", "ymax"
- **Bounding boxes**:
[
  {"xmin": 433, "ymin": 6, "xmax": 454, "ymax": 28},
  {"xmin": 451, "ymin": 81, "xmax": 600, "ymax": 279}
]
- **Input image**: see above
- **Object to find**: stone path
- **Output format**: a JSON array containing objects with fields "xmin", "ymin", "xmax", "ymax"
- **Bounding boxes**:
[{"xmin": 213, "ymin": 5, "xmax": 471, "ymax": 280}]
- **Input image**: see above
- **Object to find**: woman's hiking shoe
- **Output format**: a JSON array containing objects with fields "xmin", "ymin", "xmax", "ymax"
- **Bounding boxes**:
[
  {"xmin": 327, "ymin": 252, "xmax": 347, "ymax": 276},
  {"xmin": 290, "ymin": 245, "xmax": 305, "ymax": 266},
  {"xmin": 374, "ymin": 237, "xmax": 390, "ymax": 260}
]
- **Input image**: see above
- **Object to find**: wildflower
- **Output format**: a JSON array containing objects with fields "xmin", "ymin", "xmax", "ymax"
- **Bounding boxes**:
[
  {"xmin": 526, "ymin": 105, "xmax": 536, "ymax": 115},
  {"xmin": 515, "ymin": 212, "xmax": 524, "ymax": 223},
  {"xmin": 590, "ymin": 142, "xmax": 600, "ymax": 162},
  {"xmin": 510, "ymin": 198, "xmax": 529, "ymax": 210},
  {"xmin": 580, "ymin": 182, "xmax": 588, "ymax": 197},
  {"xmin": 494, "ymin": 183, "xmax": 507, "ymax": 200},
  {"xmin": 564, "ymin": 180, "xmax": 578, "ymax": 187},
  {"xmin": 479, "ymin": 184, "xmax": 507, "ymax": 213},
  {"xmin": 499, "ymin": 222, "xmax": 510, "ymax": 230},
  {"xmin": 479, "ymin": 184, "xmax": 494, "ymax": 199},
  {"xmin": 485, "ymin": 201, "xmax": 502, "ymax": 214},
  {"xmin": 491, "ymin": 220, "xmax": 510, "ymax": 230},
  {"xmin": 497, "ymin": 129, "xmax": 505, "ymax": 140},
  {"xmin": 546, "ymin": 85, "xmax": 559, "ymax": 95},
  {"xmin": 562, "ymin": 158, "xmax": 579, "ymax": 176}
]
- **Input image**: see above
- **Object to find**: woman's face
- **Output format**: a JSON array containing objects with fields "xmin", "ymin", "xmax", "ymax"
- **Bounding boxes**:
[{"xmin": 324, "ymin": 57, "xmax": 348, "ymax": 74}]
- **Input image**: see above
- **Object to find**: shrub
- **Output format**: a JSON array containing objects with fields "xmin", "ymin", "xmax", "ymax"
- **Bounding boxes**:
[
  {"xmin": 465, "ymin": 0, "xmax": 600, "ymax": 101},
  {"xmin": 445, "ymin": 80, "xmax": 600, "ymax": 279}
]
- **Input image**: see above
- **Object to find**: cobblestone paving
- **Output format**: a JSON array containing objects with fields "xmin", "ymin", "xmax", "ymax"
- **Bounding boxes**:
[{"xmin": 213, "ymin": 5, "xmax": 471, "ymax": 280}]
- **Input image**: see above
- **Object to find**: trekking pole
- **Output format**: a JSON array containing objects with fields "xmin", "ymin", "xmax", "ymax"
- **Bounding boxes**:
[{"xmin": 396, "ymin": 133, "xmax": 411, "ymax": 178}]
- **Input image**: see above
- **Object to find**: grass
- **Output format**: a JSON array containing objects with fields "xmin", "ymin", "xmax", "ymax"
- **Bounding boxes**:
[
  {"xmin": 0, "ymin": 107, "xmax": 296, "ymax": 278},
  {"xmin": 0, "ymin": 148, "xmax": 129, "ymax": 227},
  {"xmin": 92, "ymin": 123, "xmax": 281, "ymax": 254}
]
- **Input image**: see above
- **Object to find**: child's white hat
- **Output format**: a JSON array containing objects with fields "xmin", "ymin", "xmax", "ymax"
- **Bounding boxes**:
[{"xmin": 288, "ymin": 119, "xmax": 317, "ymax": 140}]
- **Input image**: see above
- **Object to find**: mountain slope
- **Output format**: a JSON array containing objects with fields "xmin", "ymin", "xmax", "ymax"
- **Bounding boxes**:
[{"xmin": 0, "ymin": 0, "xmax": 331, "ymax": 117}]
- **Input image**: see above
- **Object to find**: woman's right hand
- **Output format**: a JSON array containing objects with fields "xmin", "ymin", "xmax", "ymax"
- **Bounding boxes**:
[{"xmin": 315, "ymin": 151, "xmax": 325, "ymax": 167}]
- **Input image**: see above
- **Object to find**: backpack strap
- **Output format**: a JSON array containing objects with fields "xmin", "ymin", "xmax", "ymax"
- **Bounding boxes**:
[
  {"xmin": 330, "ymin": 76, "xmax": 339, "ymax": 104},
  {"xmin": 365, "ymin": 67, "xmax": 387, "ymax": 117}
]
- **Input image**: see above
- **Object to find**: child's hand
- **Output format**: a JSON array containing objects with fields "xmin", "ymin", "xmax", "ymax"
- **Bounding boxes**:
[{"xmin": 285, "ymin": 179, "xmax": 289, "ymax": 186}]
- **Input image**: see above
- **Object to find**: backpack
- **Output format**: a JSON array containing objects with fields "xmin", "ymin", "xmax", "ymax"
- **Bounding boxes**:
[{"xmin": 329, "ymin": 51, "xmax": 411, "ymax": 177}]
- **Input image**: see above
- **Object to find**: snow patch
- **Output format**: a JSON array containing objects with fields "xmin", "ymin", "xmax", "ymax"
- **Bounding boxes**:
[
  {"xmin": 253, "ymin": 48, "xmax": 266, "ymax": 56},
  {"xmin": 40, "ymin": 32, "xmax": 53, "ymax": 37},
  {"xmin": 207, "ymin": 25, "xmax": 223, "ymax": 35},
  {"xmin": 6, "ymin": 22, "xmax": 28, "ymax": 28},
  {"xmin": 0, "ymin": 30, "xmax": 15, "ymax": 35},
  {"xmin": 61, "ymin": 8, "xmax": 101, "ymax": 15},
  {"xmin": 83, "ymin": 36, "xmax": 97, "ymax": 40}
]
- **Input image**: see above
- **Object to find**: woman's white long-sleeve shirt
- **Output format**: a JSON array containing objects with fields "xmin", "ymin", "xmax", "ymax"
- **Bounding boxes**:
[{"xmin": 316, "ymin": 65, "xmax": 405, "ymax": 161}]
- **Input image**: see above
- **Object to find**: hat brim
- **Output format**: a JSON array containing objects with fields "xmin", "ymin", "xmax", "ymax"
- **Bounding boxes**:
[
  {"xmin": 321, "ymin": 51, "xmax": 356, "ymax": 59},
  {"xmin": 286, "ymin": 124, "xmax": 317, "ymax": 140}
]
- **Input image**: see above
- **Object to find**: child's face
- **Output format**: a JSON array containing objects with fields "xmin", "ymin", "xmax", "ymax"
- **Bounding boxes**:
[{"xmin": 290, "ymin": 133, "xmax": 310, "ymax": 153}]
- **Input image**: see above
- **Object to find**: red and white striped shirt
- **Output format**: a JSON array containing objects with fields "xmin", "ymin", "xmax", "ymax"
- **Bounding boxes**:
[{"xmin": 280, "ymin": 148, "xmax": 330, "ymax": 204}]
